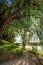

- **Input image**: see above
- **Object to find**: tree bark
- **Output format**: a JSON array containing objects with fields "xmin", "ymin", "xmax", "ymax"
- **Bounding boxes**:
[{"xmin": 0, "ymin": 10, "xmax": 20, "ymax": 39}]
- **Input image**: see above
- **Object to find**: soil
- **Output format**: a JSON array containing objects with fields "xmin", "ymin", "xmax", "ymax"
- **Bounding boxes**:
[{"xmin": 0, "ymin": 50, "xmax": 43, "ymax": 65}]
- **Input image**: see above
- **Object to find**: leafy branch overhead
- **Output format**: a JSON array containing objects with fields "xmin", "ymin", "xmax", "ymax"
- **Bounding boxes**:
[{"xmin": 0, "ymin": 0, "xmax": 43, "ymax": 42}]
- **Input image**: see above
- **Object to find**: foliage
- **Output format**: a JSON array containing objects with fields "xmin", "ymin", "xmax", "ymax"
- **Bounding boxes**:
[
  {"xmin": 37, "ymin": 51, "xmax": 43, "ymax": 57},
  {"xmin": 0, "ymin": 40, "xmax": 23, "ymax": 63},
  {"xmin": 2, "ymin": 23, "xmax": 16, "ymax": 43},
  {"xmin": 0, "ymin": 39, "xmax": 9, "ymax": 45},
  {"xmin": 0, "ymin": 0, "xmax": 43, "ymax": 46}
]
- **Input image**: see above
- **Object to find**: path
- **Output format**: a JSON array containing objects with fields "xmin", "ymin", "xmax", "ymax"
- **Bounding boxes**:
[{"xmin": 0, "ymin": 50, "xmax": 43, "ymax": 65}]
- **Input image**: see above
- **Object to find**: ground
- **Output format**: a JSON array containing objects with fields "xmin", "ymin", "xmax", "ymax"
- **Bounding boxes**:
[{"xmin": 0, "ymin": 50, "xmax": 43, "ymax": 65}]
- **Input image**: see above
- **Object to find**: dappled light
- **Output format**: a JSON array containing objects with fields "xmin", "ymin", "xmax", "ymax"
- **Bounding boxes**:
[{"xmin": 0, "ymin": 0, "xmax": 43, "ymax": 65}]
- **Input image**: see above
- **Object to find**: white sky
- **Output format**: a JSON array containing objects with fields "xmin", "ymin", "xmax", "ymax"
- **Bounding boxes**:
[
  {"xmin": 15, "ymin": 33, "xmax": 40, "ymax": 43},
  {"xmin": 30, "ymin": 33, "xmax": 40, "ymax": 43},
  {"xmin": 15, "ymin": 35, "xmax": 23, "ymax": 43}
]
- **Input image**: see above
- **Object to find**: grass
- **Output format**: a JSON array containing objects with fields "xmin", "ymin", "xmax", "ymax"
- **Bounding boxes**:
[
  {"xmin": 0, "ymin": 40, "xmax": 23, "ymax": 63},
  {"xmin": 25, "ymin": 47, "xmax": 43, "ymax": 57},
  {"xmin": 32, "ymin": 48, "xmax": 43, "ymax": 57},
  {"xmin": 25, "ymin": 48, "xmax": 32, "ymax": 51},
  {"xmin": 0, "ymin": 40, "xmax": 43, "ymax": 62},
  {"xmin": 36, "ymin": 51, "xmax": 43, "ymax": 57}
]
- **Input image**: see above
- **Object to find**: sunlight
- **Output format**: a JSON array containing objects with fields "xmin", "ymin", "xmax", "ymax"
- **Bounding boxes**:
[
  {"xmin": 15, "ymin": 35, "xmax": 23, "ymax": 43},
  {"xmin": 0, "ymin": 0, "xmax": 43, "ymax": 64},
  {"xmin": 26, "ymin": 32, "xmax": 30, "ymax": 35},
  {"xmin": 30, "ymin": 33, "xmax": 40, "ymax": 43}
]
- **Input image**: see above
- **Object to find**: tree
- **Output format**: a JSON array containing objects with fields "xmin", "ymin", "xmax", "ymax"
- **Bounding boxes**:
[
  {"xmin": 0, "ymin": 0, "xmax": 43, "ymax": 47},
  {"xmin": 2, "ymin": 22, "xmax": 15, "ymax": 43}
]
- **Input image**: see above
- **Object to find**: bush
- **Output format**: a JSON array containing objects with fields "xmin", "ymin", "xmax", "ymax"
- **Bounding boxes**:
[
  {"xmin": 15, "ymin": 48, "xmax": 23, "ymax": 57},
  {"xmin": 0, "ymin": 40, "xmax": 10, "ymax": 45}
]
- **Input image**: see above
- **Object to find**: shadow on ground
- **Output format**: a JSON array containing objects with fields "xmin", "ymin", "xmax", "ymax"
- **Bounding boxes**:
[{"xmin": 0, "ymin": 50, "xmax": 43, "ymax": 65}]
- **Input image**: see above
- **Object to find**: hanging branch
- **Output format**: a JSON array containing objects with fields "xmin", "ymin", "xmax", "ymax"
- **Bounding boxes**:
[{"xmin": 0, "ymin": 9, "xmax": 20, "ymax": 38}]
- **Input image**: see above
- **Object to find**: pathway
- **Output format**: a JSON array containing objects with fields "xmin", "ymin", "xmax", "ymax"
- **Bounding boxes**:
[{"xmin": 0, "ymin": 50, "xmax": 43, "ymax": 65}]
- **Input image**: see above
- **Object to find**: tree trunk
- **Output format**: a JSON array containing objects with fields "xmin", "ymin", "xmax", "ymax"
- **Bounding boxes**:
[
  {"xmin": 0, "ymin": 10, "xmax": 20, "ymax": 39},
  {"xmin": 22, "ymin": 30, "xmax": 26, "ymax": 49}
]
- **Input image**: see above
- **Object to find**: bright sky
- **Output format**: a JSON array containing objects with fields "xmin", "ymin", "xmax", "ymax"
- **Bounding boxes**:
[
  {"xmin": 15, "ymin": 35, "xmax": 23, "ymax": 43},
  {"xmin": 30, "ymin": 33, "xmax": 40, "ymax": 43},
  {"xmin": 7, "ymin": 0, "xmax": 12, "ymax": 5},
  {"xmin": 15, "ymin": 33, "xmax": 40, "ymax": 43}
]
